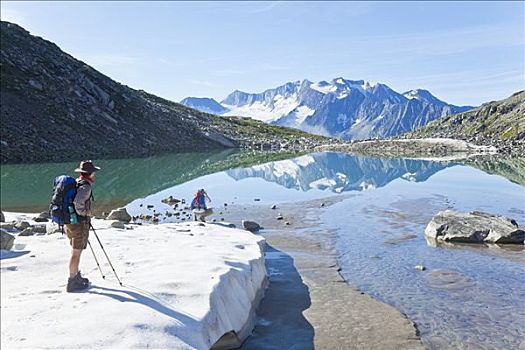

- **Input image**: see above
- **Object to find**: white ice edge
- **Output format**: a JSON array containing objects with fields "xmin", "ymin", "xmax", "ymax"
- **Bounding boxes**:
[{"xmin": 1, "ymin": 214, "xmax": 267, "ymax": 350}]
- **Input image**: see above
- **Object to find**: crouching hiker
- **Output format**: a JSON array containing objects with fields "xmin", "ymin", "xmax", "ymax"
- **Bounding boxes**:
[
  {"xmin": 191, "ymin": 189, "xmax": 213, "ymax": 222},
  {"xmin": 65, "ymin": 161, "xmax": 100, "ymax": 292}
]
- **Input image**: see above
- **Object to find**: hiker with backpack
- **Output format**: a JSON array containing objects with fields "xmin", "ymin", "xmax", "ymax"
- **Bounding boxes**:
[
  {"xmin": 50, "ymin": 160, "xmax": 100, "ymax": 292},
  {"xmin": 190, "ymin": 189, "xmax": 212, "ymax": 222}
]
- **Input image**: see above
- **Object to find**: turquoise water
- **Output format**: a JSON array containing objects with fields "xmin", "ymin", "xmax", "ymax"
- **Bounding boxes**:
[
  {"xmin": 2, "ymin": 151, "xmax": 524, "ymax": 349},
  {"xmin": 0, "ymin": 149, "xmax": 301, "ymax": 213}
]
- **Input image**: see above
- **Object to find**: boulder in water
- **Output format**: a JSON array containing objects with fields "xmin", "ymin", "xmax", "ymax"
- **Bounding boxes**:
[
  {"xmin": 425, "ymin": 210, "xmax": 525, "ymax": 244},
  {"xmin": 242, "ymin": 220, "xmax": 261, "ymax": 232},
  {"xmin": 106, "ymin": 208, "xmax": 132, "ymax": 223},
  {"xmin": 0, "ymin": 211, "xmax": 5, "ymax": 222}
]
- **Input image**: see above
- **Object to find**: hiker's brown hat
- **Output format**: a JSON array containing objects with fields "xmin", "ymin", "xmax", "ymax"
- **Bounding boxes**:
[{"xmin": 74, "ymin": 160, "xmax": 101, "ymax": 173}]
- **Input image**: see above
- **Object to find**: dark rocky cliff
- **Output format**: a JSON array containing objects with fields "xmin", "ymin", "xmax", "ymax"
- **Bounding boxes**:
[{"xmin": 0, "ymin": 22, "xmax": 328, "ymax": 163}]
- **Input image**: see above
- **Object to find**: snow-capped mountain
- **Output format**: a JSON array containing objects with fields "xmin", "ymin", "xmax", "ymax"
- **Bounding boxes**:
[
  {"xmin": 180, "ymin": 97, "xmax": 230, "ymax": 115},
  {"xmin": 227, "ymin": 152, "xmax": 453, "ymax": 193},
  {"xmin": 182, "ymin": 78, "xmax": 473, "ymax": 140}
]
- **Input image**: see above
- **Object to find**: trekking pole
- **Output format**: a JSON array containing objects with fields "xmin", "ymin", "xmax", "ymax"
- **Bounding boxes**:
[
  {"xmin": 90, "ymin": 224, "xmax": 123, "ymax": 286},
  {"xmin": 87, "ymin": 239, "xmax": 105, "ymax": 279}
]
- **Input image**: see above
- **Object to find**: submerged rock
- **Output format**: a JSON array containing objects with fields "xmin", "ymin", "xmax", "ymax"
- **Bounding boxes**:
[
  {"xmin": 106, "ymin": 208, "xmax": 132, "ymax": 223},
  {"xmin": 242, "ymin": 220, "xmax": 261, "ymax": 232},
  {"xmin": 426, "ymin": 269, "xmax": 474, "ymax": 291},
  {"xmin": 1, "ymin": 230, "xmax": 15, "ymax": 250},
  {"xmin": 384, "ymin": 233, "xmax": 418, "ymax": 245},
  {"xmin": 425, "ymin": 210, "xmax": 525, "ymax": 244}
]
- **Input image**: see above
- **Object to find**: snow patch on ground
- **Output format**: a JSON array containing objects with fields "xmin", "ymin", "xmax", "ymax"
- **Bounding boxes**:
[{"xmin": 1, "ymin": 215, "xmax": 267, "ymax": 350}]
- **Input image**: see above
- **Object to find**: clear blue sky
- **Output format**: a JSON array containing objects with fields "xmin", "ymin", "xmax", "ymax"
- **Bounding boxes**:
[{"xmin": 1, "ymin": 1, "xmax": 523, "ymax": 106}]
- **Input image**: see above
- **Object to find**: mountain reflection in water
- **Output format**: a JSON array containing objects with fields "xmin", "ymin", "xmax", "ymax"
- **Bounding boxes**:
[{"xmin": 227, "ymin": 153, "xmax": 454, "ymax": 193}]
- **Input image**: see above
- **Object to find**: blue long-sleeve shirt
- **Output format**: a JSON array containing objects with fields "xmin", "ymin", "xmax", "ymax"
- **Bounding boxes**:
[{"xmin": 191, "ymin": 194, "xmax": 207, "ymax": 210}]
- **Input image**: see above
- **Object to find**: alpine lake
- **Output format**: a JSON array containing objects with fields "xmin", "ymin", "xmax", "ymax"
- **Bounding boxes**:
[{"xmin": 2, "ymin": 149, "xmax": 524, "ymax": 350}]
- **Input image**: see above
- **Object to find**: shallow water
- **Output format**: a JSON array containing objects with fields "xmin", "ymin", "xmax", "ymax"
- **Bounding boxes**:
[
  {"xmin": 2, "ymin": 151, "xmax": 524, "ymax": 349},
  {"xmin": 323, "ymin": 165, "xmax": 525, "ymax": 349}
]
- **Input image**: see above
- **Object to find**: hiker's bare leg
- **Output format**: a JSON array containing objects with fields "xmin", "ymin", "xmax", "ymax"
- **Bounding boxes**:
[{"xmin": 69, "ymin": 249, "xmax": 82, "ymax": 277}]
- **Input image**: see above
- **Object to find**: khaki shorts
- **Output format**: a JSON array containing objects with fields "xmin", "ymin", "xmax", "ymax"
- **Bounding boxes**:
[{"xmin": 65, "ymin": 220, "xmax": 90, "ymax": 250}]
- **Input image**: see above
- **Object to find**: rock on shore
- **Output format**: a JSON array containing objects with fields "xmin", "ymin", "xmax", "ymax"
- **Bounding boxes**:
[
  {"xmin": 105, "ymin": 208, "xmax": 132, "ymax": 223},
  {"xmin": 425, "ymin": 210, "xmax": 525, "ymax": 244},
  {"xmin": 242, "ymin": 220, "xmax": 261, "ymax": 232},
  {"xmin": 1, "ymin": 230, "xmax": 15, "ymax": 250}
]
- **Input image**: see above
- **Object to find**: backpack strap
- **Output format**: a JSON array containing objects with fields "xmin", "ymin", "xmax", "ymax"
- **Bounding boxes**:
[
  {"xmin": 77, "ymin": 179, "xmax": 90, "ymax": 187},
  {"xmin": 77, "ymin": 179, "xmax": 94, "ymax": 201}
]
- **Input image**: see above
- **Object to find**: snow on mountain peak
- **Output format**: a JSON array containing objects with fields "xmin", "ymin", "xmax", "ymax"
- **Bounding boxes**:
[
  {"xmin": 310, "ymin": 80, "xmax": 337, "ymax": 94},
  {"xmin": 182, "ymin": 76, "xmax": 471, "ymax": 140},
  {"xmin": 403, "ymin": 89, "xmax": 444, "ymax": 105},
  {"xmin": 309, "ymin": 78, "xmax": 376, "ymax": 96},
  {"xmin": 404, "ymin": 90, "xmax": 420, "ymax": 100}
]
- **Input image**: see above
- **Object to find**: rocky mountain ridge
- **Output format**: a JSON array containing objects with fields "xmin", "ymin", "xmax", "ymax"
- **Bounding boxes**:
[
  {"xmin": 182, "ymin": 78, "xmax": 473, "ymax": 140},
  {"xmin": 403, "ymin": 91, "xmax": 525, "ymax": 154},
  {"xmin": 0, "ymin": 21, "xmax": 330, "ymax": 163}
]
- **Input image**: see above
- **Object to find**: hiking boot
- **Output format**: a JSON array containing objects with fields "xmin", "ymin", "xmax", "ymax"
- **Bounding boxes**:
[
  {"xmin": 75, "ymin": 271, "xmax": 89, "ymax": 285},
  {"xmin": 66, "ymin": 274, "xmax": 89, "ymax": 293},
  {"xmin": 66, "ymin": 271, "xmax": 89, "ymax": 293}
]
